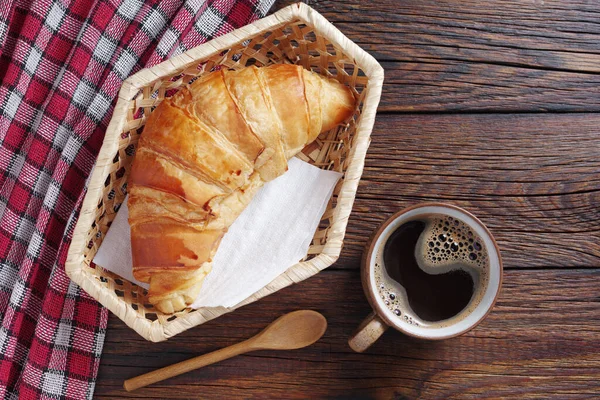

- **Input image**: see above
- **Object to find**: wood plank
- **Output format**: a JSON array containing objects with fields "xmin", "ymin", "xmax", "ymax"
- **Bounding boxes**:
[
  {"xmin": 378, "ymin": 60, "xmax": 600, "ymax": 112},
  {"xmin": 95, "ymin": 269, "xmax": 600, "ymax": 399},
  {"xmin": 337, "ymin": 113, "xmax": 600, "ymax": 270},
  {"xmin": 282, "ymin": 0, "xmax": 600, "ymax": 71},
  {"xmin": 275, "ymin": 0, "xmax": 600, "ymax": 112}
]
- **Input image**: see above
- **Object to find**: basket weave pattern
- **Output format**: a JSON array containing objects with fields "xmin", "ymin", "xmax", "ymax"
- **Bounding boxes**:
[{"xmin": 65, "ymin": 3, "xmax": 383, "ymax": 341}]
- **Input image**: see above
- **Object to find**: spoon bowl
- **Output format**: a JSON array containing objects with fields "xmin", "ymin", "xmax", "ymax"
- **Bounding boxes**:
[{"xmin": 249, "ymin": 310, "xmax": 328, "ymax": 350}]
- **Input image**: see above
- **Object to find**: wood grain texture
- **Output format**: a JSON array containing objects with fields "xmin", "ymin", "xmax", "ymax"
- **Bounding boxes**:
[
  {"xmin": 96, "ymin": 270, "xmax": 600, "ymax": 399},
  {"xmin": 377, "ymin": 61, "xmax": 600, "ymax": 112},
  {"xmin": 95, "ymin": 0, "xmax": 600, "ymax": 398},
  {"xmin": 279, "ymin": 0, "xmax": 600, "ymax": 112},
  {"xmin": 291, "ymin": 0, "xmax": 600, "ymax": 71},
  {"xmin": 337, "ymin": 113, "xmax": 600, "ymax": 270}
]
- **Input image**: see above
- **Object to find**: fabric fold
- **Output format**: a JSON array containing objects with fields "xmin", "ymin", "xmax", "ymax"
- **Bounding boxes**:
[{"xmin": 0, "ymin": 1, "xmax": 275, "ymax": 398}]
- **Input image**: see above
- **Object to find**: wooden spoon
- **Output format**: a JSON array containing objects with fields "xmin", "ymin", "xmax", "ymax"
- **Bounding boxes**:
[{"xmin": 123, "ymin": 310, "xmax": 327, "ymax": 392}]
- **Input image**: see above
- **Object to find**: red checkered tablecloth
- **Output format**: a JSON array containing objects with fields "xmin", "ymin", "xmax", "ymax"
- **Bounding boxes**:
[{"xmin": 0, "ymin": 0, "xmax": 274, "ymax": 398}]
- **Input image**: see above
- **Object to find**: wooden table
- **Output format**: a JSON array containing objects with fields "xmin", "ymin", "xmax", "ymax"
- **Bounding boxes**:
[{"xmin": 95, "ymin": 1, "xmax": 600, "ymax": 397}]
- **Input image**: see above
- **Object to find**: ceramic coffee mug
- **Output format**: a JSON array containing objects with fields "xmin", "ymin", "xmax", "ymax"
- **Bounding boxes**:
[{"xmin": 348, "ymin": 203, "xmax": 502, "ymax": 352}]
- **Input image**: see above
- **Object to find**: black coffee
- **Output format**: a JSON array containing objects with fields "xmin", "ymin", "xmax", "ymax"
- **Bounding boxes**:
[
  {"xmin": 374, "ymin": 214, "xmax": 489, "ymax": 326},
  {"xmin": 383, "ymin": 220, "xmax": 474, "ymax": 321}
]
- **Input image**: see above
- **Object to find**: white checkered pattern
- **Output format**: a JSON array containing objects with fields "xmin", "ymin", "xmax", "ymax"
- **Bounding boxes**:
[
  {"xmin": 88, "ymin": 92, "xmax": 113, "ymax": 123},
  {"xmin": 114, "ymin": 49, "xmax": 138, "ymax": 79},
  {"xmin": 41, "ymin": 371, "xmax": 65, "ymax": 397},
  {"xmin": 196, "ymin": 7, "xmax": 222, "ymax": 36},
  {"xmin": 3, "ymin": 91, "xmax": 22, "ymax": 120},
  {"xmin": 117, "ymin": 0, "xmax": 144, "ymax": 21},
  {"xmin": 157, "ymin": 27, "xmax": 179, "ymax": 57},
  {"xmin": 14, "ymin": 219, "xmax": 35, "ymax": 243},
  {"xmin": 0, "ymin": 263, "xmax": 17, "ymax": 292},
  {"xmin": 73, "ymin": 79, "xmax": 97, "ymax": 109},
  {"xmin": 144, "ymin": 8, "xmax": 168, "ymax": 39},
  {"xmin": 26, "ymin": 230, "xmax": 45, "ymax": 259},
  {"xmin": 93, "ymin": 35, "xmax": 118, "ymax": 64},
  {"xmin": 43, "ymin": 181, "xmax": 61, "ymax": 210},
  {"xmin": 24, "ymin": 46, "xmax": 43, "ymax": 75},
  {"xmin": 45, "ymin": 3, "xmax": 66, "ymax": 32},
  {"xmin": 33, "ymin": 171, "xmax": 52, "ymax": 198}
]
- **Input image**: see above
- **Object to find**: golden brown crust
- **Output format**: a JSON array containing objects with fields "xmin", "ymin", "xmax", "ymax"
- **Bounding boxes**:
[
  {"xmin": 140, "ymin": 101, "xmax": 252, "ymax": 189},
  {"xmin": 260, "ymin": 64, "xmax": 310, "ymax": 158},
  {"xmin": 131, "ymin": 223, "xmax": 223, "ymax": 281},
  {"xmin": 223, "ymin": 66, "xmax": 288, "ymax": 181},
  {"xmin": 173, "ymin": 72, "xmax": 265, "ymax": 164},
  {"xmin": 302, "ymin": 69, "xmax": 324, "ymax": 143},
  {"xmin": 128, "ymin": 65, "xmax": 355, "ymax": 313},
  {"xmin": 128, "ymin": 187, "xmax": 213, "ymax": 227},
  {"xmin": 130, "ymin": 147, "xmax": 227, "ymax": 209}
]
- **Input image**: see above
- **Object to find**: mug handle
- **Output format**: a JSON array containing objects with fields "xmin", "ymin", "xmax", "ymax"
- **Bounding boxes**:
[{"xmin": 348, "ymin": 312, "xmax": 388, "ymax": 353}]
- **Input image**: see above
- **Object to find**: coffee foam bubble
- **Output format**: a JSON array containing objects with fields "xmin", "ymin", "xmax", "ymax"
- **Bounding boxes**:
[{"xmin": 373, "ymin": 214, "xmax": 490, "ymax": 329}]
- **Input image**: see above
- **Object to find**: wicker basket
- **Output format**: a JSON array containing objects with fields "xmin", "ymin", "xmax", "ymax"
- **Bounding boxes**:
[{"xmin": 65, "ymin": 2, "xmax": 383, "ymax": 342}]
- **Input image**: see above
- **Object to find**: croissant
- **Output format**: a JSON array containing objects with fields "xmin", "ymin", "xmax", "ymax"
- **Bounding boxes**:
[{"xmin": 128, "ymin": 64, "xmax": 355, "ymax": 313}]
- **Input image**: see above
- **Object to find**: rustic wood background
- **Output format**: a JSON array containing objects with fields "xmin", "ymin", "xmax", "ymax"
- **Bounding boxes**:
[{"xmin": 95, "ymin": 1, "xmax": 600, "ymax": 398}]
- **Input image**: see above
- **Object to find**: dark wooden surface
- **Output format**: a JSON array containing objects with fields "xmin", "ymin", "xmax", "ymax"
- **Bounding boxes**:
[{"xmin": 95, "ymin": 1, "xmax": 600, "ymax": 398}]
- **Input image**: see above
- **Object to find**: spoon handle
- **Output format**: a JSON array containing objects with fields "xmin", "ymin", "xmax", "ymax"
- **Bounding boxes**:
[{"xmin": 124, "ymin": 340, "xmax": 253, "ymax": 392}]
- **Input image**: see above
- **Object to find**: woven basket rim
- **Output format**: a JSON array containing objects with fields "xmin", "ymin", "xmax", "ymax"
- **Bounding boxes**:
[{"xmin": 65, "ymin": 2, "xmax": 384, "ymax": 342}]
